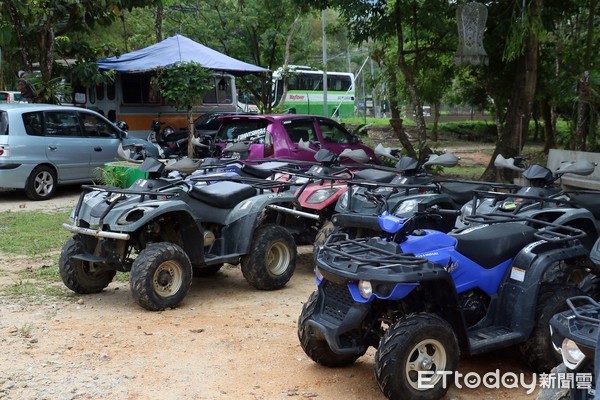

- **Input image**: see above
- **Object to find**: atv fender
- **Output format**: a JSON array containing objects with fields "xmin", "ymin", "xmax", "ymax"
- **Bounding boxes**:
[
  {"xmin": 218, "ymin": 191, "xmax": 299, "ymax": 256},
  {"xmin": 495, "ymin": 241, "xmax": 589, "ymax": 337}
]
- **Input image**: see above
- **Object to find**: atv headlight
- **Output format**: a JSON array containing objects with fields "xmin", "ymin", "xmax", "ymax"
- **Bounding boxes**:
[
  {"xmin": 358, "ymin": 280, "xmax": 373, "ymax": 299},
  {"xmin": 338, "ymin": 191, "xmax": 349, "ymax": 210},
  {"xmin": 307, "ymin": 188, "xmax": 339, "ymax": 204},
  {"xmin": 117, "ymin": 206, "xmax": 156, "ymax": 225},
  {"xmin": 561, "ymin": 338, "xmax": 586, "ymax": 369},
  {"xmin": 394, "ymin": 199, "xmax": 419, "ymax": 217}
]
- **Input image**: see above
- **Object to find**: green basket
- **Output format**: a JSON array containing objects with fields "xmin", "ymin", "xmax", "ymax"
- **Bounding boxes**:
[{"xmin": 101, "ymin": 162, "xmax": 148, "ymax": 188}]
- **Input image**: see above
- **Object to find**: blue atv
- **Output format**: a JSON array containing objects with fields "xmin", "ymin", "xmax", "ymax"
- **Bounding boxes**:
[{"xmin": 298, "ymin": 207, "xmax": 593, "ymax": 400}]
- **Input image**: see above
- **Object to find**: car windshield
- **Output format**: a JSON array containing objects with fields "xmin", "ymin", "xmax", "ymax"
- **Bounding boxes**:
[{"xmin": 216, "ymin": 119, "xmax": 269, "ymax": 142}]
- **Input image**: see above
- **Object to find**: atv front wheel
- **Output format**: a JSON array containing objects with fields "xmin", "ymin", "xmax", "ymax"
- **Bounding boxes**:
[
  {"xmin": 518, "ymin": 285, "xmax": 582, "ymax": 372},
  {"xmin": 375, "ymin": 313, "xmax": 459, "ymax": 400},
  {"xmin": 312, "ymin": 220, "xmax": 335, "ymax": 262},
  {"xmin": 130, "ymin": 242, "xmax": 193, "ymax": 311},
  {"xmin": 298, "ymin": 291, "xmax": 364, "ymax": 367},
  {"xmin": 59, "ymin": 235, "xmax": 116, "ymax": 294},
  {"xmin": 241, "ymin": 224, "xmax": 296, "ymax": 290}
]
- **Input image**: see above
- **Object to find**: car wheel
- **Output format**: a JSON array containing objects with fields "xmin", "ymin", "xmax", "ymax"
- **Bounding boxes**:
[
  {"xmin": 241, "ymin": 224, "xmax": 297, "ymax": 290},
  {"xmin": 59, "ymin": 235, "xmax": 116, "ymax": 294},
  {"xmin": 130, "ymin": 242, "xmax": 193, "ymax": 311},
  {"xmin": 375, "ymin": 313, "xmax": 459, "ymax": 400},
  {"xmin": 26, "ymin": 165, "xmax": 57, "ymax": 200}
]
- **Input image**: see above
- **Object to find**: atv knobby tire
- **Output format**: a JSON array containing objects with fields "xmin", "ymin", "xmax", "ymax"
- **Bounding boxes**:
[
  {"xmin": 375, "ymin": 313, "xmax": 459, "ymax": 400},
  {"xmin": 518, "ymin": 285, "xmax": 583, "ymax": 372},
  {"xmin": 59, "ymin": 235, "xmax": 116, "ymax": 294},
  {"xmin": 241, "ymin": 224, "xmax": 296, "ymax": 290},
  {"xmin": 313, "ymin": 220, "xmax": 335, "ymax": 262},
  {"xmin": 130, "ymin": 242, "xmax": 193, "ymax": 311},
  {"xmin": 298, "ymin": 291, "xmax": 364, "ymax": 367}
]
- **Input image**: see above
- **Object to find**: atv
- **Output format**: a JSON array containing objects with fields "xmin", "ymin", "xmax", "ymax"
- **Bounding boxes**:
[
  {"xmin": 298, "ymin": 206, "xmax": 594, "ymax": 400},
  {"xmin": 59, "ymin": 158, "xmax": 299, "ymax": 311},
  {"xmin": 536, "ymin": 238, "xmax": 600, "ymax": 400}
]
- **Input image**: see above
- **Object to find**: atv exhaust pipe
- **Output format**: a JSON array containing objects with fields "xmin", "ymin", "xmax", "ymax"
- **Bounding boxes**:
[{"xmin": 266, "ymin": 205, "xmax": 320, "ymax": 221}]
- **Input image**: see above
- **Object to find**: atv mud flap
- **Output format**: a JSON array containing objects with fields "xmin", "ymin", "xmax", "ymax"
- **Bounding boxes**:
[{"xmin": 307, "ymin": 281, "xmax": 370, "ymax": 355}]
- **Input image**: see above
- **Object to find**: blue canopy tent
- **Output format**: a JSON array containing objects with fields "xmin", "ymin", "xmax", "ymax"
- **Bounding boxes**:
[{"xmin": 97, "ymin": 34, "xmax": 269, "ymax": 75}]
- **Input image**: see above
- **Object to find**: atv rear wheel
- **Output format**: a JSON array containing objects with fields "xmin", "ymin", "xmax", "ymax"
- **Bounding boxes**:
[
  {"xmin": 518, "ymin": 285, "xmax": 583, "ymax": 372},
  {"xmin": 298, "ymin": 291, "xmax": 364, "ymax": 367},
  {"xmin": 375, "ymin": 313, "xmax": 459, "ymax": 400},
  {"xmin": 130, "ymin": 242, "xmax": 193, "ymax": 311},
  {"xmin": 241, "ymin": 224, "xmax": 296, "ymax": 290},
  {"xmin": 59, "ymin": 235, "xmax": 116, "ymax": 294}
]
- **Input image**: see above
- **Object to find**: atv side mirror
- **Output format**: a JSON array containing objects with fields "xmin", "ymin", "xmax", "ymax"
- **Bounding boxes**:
[
  {"xmin": 375, "ymin": 144, "xmax": 400, "ymax": 160},
  {"xmin": 224, "ymin": 141, "xmax": 250, "ymax": 154},
  {"xmin": 494, "ymin": 154, "xmax": 525, "ymax": 172},
  {"xmin": 298, "ymin": 138, "xmax": 317, "ymax": 153},
  {"xmin": 339, "ymin": 148, "xmax": 370, "ymax": 163},
  {"xmin": 555, "ymin": 160, "xmax": 596, "ymax": 176},
  {"xmin": 423, "ymin": 152, "xmax": 459, "ymax": 167},
  {"xmin": 117, "ymin": 143, "xmax": 144, "ymax": 163},
  {"xmin": 191, "ymin": 136, "xmax": 209, "ymax": 148}
]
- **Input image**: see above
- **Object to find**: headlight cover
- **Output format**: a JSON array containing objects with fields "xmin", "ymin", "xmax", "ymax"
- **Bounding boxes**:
[
  {"xmin": 358, "ymin": 280, "xmax": 373, "ymax": 299},
  {"xmin": 394, "ymin": 199, "xmax": 418, "ymax": 216},
  {"xmin": 117, "ymin": 206, "xmax": 156, "ymax": 225},
  {"xmin": 307, "ymin": 188, "xmax": 340, "ymax": 204},
  {"xmin": 561, "ymin": 338, "xmax": 586, "ymax": 369}
]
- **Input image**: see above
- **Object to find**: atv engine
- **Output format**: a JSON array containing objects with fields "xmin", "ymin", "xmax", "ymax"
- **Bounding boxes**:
[{"xmin": 460, "ymin": 290, "xmax": 489, "ymax": 326}]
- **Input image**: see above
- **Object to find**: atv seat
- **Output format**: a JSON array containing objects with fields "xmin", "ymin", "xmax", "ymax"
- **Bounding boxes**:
[
  {"xmin": 569, "ymin": 193, "xmax": 600, "ymax": 219},
  {"xmin": 353, "ymin": 168, "xmax": 397, "ymax": 183},
  {"xmin": 440, "ymin": 182, "xmax": 491, "ymax": 205},
  {"xmin": 240, "ymin": 161, "xmax": 288, "ymax": 179},
  {"xmin": 189, "ymin": 181, "xmax": 256, "ymax": 209},
  {"xmin": 450, "ymin": 223, "xmax": 537, "ymax": 268}
]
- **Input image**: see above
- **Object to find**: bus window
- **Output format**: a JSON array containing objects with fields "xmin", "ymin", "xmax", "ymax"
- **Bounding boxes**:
[{"xmin": 121, "ymin": 74, "xmax": 157, "ymax": 104}]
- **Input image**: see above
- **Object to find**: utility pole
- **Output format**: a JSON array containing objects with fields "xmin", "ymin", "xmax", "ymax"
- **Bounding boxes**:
[{"xmin": 322, "ymin": 9, "xmax": 328, "ymax": 116}]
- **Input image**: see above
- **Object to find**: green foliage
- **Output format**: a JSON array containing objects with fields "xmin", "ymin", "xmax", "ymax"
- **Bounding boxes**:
[
  {"xmin": 0, "ymin": 212, "xmax": 71, "ymax": 257},
  {"xmin": 94, "ymin": 166, "xmax": 128, "ymax": 188},
  {"xmin": 153, "ymin": 62, "xmax": 213, "ymax": 112}
]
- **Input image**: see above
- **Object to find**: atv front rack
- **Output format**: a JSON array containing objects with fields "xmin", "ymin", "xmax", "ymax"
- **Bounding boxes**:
[{"xmin": 316, "ymin": 232, "xmax": 432, "ymax": 277}]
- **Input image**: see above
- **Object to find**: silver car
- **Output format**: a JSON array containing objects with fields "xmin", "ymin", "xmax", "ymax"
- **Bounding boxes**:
[{"xmin": 0, "ymin": 104, "xmax": 158, "ymax": 200}]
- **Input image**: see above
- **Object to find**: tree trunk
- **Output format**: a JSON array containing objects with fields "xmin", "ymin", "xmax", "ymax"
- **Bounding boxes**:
[
  {"xmin": 540, "ymin": 99, "xmax": 555, "ymax": 153},
  {"xmin": 277, "ymin": 12, "xmax": 301, "ymax": 111},
  {"xmin": 431, "ymin": 102, "xmax": 440, "ymax": 141},
  {"xmin": 187, "ymin": 108, "xmax": 196, "ymax": 157},
  {"xmin": 39, "ymin": 22, "xmax": 55, "ymax": 103},
  {"xmin": 155, "ymin": 4, "xmax": 164, "ymax": 43},
  {"xmin": 574, "ymin": 71, "xmax": 591, "ymax": 150},
  {"xmin": 388, "ymin": 84, "xmax": 416, "ymax": 159},
  {"xmin": 480, "ymin": 0, "xmax": 541, "ymax": 182}
]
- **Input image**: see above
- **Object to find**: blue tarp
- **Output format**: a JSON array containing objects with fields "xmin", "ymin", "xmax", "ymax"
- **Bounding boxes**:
[{"xmin": 97, "ymin": 34, "xmax": 269, "ymax": 75}]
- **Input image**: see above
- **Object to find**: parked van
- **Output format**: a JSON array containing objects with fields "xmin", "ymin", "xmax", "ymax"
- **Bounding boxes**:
[{"xmin": 0, "ymin": 104, "xmax": 157, "ymax": 200}]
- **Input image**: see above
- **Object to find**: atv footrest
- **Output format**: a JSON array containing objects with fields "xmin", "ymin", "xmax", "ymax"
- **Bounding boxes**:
[
  {"xmin": 468, "ymin": 326, "xmax": 524, "ymax": 354},
  {"xmin": 70, "ymin": 253, "xmax": 108, "ymax": 264}
]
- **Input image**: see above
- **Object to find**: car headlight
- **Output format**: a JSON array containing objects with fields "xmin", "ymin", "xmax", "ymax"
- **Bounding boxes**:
[
  {"xmin": 117, "ymin": 206, "xmax": 156, "ymax": 225},
  {"xmin": 561, "ymin": 338, "xmax": 586, "ymax": 369},
  {"xmin": 394, "ymin": 199, "xmax": 419, "ymax": 216},
  {"xmin": 358, "ymin": 280, "xmax": 373, "ymax": 299},
  {"xmin": 307, "ymin": 188, "xmax": 339, "ymax": 204}
]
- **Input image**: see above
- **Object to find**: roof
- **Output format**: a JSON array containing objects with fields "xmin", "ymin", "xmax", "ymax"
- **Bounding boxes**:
[{"xmin": 97, "ymin": 34, "xmax": 269, "ymax": 76}]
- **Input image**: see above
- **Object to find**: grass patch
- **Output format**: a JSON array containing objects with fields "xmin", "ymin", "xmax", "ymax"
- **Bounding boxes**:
[
  {"xmin": 2, "ymin": 263, "xmax": 76, "ymax": 302},
  {"xmin": 442, "ymin": 166, "xmax": 487, "ymax": 180},
  {"xmin": 0, "ymin": 211, "xmax": 72, "ymax": 256}
]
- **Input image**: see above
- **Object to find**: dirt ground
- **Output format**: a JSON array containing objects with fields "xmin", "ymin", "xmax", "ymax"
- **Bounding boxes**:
[{"xmin": 0, "ymin": 150, "xmax": 544, "ymax": 400}]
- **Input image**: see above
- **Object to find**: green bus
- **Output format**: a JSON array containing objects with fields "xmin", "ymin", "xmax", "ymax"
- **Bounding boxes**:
[{"xmin": 273, "ymin": 66, "xmax": 356, "ymax": 118}]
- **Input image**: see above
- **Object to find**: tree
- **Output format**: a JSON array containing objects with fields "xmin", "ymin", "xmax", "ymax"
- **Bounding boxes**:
[
  {"xmin": 299, "ymin": 0, "xmax": 455, "ymax": 159},
  {"xmin": 0, "ymin": 0, "xmax": 158, "ymax": 102},
  {"xmin": 153, "ymin": 61, "xmax": 213, "ymax": 156}
]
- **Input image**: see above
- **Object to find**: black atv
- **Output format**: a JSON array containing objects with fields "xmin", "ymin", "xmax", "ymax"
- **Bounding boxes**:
[{"xmin": 59, "ymin": 158, "xmax": 299, "ymax": 311}]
